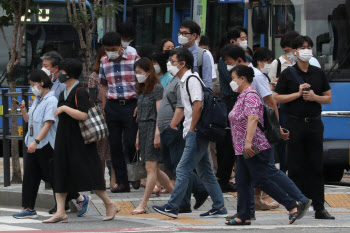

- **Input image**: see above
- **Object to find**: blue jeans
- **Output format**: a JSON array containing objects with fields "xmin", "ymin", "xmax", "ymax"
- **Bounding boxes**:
[
  {"xmin": 167, "ymin": 132, "xmax": 225, "ymax": 210},
  {"xmin": 237, "ymin": 149, "xmax": 297, "ymax": 221},
  {"xmin": 249, "ymin": 146, "xmax": 307, "ymax": 214}
]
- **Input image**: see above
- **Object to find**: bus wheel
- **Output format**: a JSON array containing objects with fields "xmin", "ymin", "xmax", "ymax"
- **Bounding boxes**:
[{"xmin": 324, "ymin": 167, "xmax": 344, "ymax": 182}]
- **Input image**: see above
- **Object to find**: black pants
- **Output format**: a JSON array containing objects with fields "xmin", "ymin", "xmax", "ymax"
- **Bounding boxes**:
[
  {"xmin": 105, "ymin": 99, "xmax": 138, "ymax": 186},
  {"xmin": 22, "ymin": 144, "xmax": 53, "ymax": 209},
  {"xmin": 286, "ymin": 116, "xmax": 325, "ymax": 211},
  {"xmin": 216, "ymin": 129, "xmax": 236, "ymax": 184},
  {"xmin": 215, "ymin": 96, "xmax": 237, "ymax": 184}
]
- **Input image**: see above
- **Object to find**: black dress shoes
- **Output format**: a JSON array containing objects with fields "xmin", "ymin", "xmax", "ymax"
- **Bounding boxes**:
[
  {"xmin": 315, "ymin": 209, "xmax": 335, "ymax": 220},
  {"xmin": 111, "ymin": 184, "xmax": 130, "ymax": 193}
]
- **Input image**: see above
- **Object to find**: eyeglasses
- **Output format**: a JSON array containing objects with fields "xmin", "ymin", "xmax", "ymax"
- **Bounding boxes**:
[{"xmin": 177, "ymin": 31, "xmax": 192, "ymax": 36}]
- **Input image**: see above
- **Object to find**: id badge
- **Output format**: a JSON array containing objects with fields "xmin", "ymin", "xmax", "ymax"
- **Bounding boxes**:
[{"xmin": 29, "ymin": 125, "xmax": 34, "ymax": 136}]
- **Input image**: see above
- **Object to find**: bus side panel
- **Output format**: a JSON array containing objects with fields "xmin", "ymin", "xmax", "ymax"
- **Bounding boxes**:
[{"xmin": 322, "ymin": 82, "xmax": 350, "ymax": 140}]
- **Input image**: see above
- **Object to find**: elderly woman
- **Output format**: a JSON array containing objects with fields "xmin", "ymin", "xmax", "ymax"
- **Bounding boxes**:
[
  {"xmin": 43, "ymin": 59, "xmax": 119, "ymax": 223},
  {"xmin": 226, "ymin": 65, "xmax": 308, "ymax": 226}
]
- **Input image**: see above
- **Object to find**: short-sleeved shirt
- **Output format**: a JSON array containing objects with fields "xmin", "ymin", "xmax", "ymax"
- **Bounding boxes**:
[
  {"xmin": 248, "ymin": 63, "xmax": 273, "ymax": 106},
  {"xmin": 157, "ymin": 77, "xmax": 183, "ymax": 133},
  {"xmin": 25, "ymin": 91, "xmax": 58, "ymax": 149},
  {"xmin": 51, "ymin": 78, "xmax": 66, "ymax": 100},
  {"xmin": 228, "ymin": 86, "xmax": 270, "ymax": 155},
  {"xmin": 124, "ymin": 46, "xmax": 137, "ymax": 55},
  {"xmin": 159, "ymin": 72, "xmax": 173, "ymax": 89},
  {"xmin": 137, "ymin": 84, "xmax": 164, "ymax": 122},
  {"xmin": 275, "ymin": 64, "xmax": 331, "ymax": 117},
  {"xmin": 268, "ymin": 56, "xmax": 293, "ymax": 80},
  {"xmin": 99, "ymin": 53, "xmax": 140, "ymax": 100},
  {"xmin": 179, "ymin": 70, "xmax": 204, "ymax": 138}
]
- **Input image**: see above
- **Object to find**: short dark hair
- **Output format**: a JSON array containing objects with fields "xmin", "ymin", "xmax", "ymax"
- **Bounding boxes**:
[
  {"xmin": 199, "ymin": 35, "xmax": 210, "ymax": 46},
  {"xmin": 138, "ymin": 44, "xmax": 158, "ymax": 59},
  {"xmin": 292, "ymin": 35, "xmax": 314, "ymax": 49},
  {"xmin": 102, "ymin": 32, "xmax": 121, "ymax": 46},
  {"xmin": 245, "ymin": 47, "xmax": 253, "ymax": 57},
  {"xmin": 59, "ymin": 59, "xmax": 82, "ymax": 79},
  {"xmin": 150, "ymin": 51, "xmax": 168, "ymax": 74},
  {"xmin": 231, "ymin": 25, "xmax": 248, "ymax": 36},
  {"xmin": 117, "ymin": 21, "xmax": 136, "ymax": 40},
  {"xmin": 41, "ymin": 51, "xmax": 63, "ymax": 67},
  {"xmin": 252, "ymin": 47, "xmax": 274, "ymax": 67},
  {"xmin": 221, "ymin": 44, "xmax": 247, "ymax": 62},
  {"xmin": 226, "ymin": 28, "xmax": 242, "ymax": 42},
  {"xmin": 230, "ymin": 65, "xmax": 255, "ymax": 83},
  {"xmin": 160, "ymin": 38, "xmax": 175, "ymax": 51},
  {"xmin": 170, "ymin": 48, "xmax": 194, "ymax": 71},
  {"xmin": 180, "ymin": 20, "xmax": 201, "ymax": 38},
  {"xmin": 28, "ymin": 70, "xmax": 52, "ymax": 88},
  {"xmin": 280, "ymin": 31, "xmax": 299, "ymax": 48}
]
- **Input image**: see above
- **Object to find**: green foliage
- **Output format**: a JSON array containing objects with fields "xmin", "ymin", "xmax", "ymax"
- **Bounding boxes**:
[
  {"xmin": 93, "ymin": 1, "xmax": 124, "ymax": 19},
  {"xmin": 0, "ymin": 0, "xmax": 39, "ymax": 27}
]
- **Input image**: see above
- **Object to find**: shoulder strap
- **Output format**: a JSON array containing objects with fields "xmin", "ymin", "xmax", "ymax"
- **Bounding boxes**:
[
  {"xmin": 288, "ymin": 66, "xmax": 305, "ymax": 84},
  {"xmin": 242, "ymin": 91, "xmax": 265, "ymax": 132},
  {"xmin": 166, "ymin": 94, "xmax": 175, "ymax": 112},
  {"xmin": 75, "ymin": 87, "xmax": 96, "ymax": 108},
  {"xmin": 277, "ymin": 58, "xmax": 282, "ymax": 77},
  {"xmin": 197, "ymin": 47, "xmax": 206, "ymax": 78},
  {"xmin": 186, "ymin": 75, "xmax": 205, "ymax": 106}
]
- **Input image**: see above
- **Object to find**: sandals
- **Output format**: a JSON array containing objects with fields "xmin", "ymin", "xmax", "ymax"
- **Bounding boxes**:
[
  {"xmin": 131, "ymin": 206, "xmax": 148, "ymax": 215},
  {"xmin": 289, "ymin": 211, "xmax": 298, "ymax": 224},
  {"xmin": 261, "ymin": 194, "xmax": 279, "ymax": 209},
  {"xmin": 225, "ymin": 218, "xmax": 251, "ymax": 226}
]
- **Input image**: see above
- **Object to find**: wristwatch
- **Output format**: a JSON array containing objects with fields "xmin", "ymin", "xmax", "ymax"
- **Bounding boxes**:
[{"xmin": 34, "ymin": 139, "xmax": 40, "ymax": 144}]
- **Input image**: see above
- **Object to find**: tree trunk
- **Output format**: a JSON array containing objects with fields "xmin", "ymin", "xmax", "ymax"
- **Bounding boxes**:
[{"xmin": 8, "ymin": 76, "xmax": 22, "ymax": 184}]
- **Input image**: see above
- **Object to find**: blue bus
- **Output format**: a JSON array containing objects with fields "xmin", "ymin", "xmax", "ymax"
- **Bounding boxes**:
[{"xmin": 249, "ymin": 0, "xmax": 350, "ymax": 181}]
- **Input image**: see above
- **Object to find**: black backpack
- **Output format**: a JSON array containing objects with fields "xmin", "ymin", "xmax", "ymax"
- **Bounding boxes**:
[
  {"xmin": 186, "ymin": 75, "xmax": 227, "ymax": 142},
  {"xmin": 243, "ymin": 91, "xmax": 281, "ymax": 145}
]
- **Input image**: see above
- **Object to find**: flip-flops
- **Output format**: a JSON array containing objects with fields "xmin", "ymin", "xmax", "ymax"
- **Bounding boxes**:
[{"xmin": 225, "ymin": 219, "xmax": 251, "ymax": 226}]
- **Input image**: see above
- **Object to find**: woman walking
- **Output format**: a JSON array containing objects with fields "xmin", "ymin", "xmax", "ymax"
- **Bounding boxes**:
[
  {"xmin": 131, "ymin": 58, "xmax": 174, "ymax": 214},
  {"xmin": 43, "ymin": 59, "xmax": 119, "ymax": 223},
  {"xmin": 226, "ymin": 65, "xmax": 309, "ymax": 225}
]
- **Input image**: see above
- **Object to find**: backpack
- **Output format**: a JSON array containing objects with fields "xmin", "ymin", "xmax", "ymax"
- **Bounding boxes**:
[
  {"xmin": 186, "ymin": 75, "xmax": 227, "ymax": 142},
  {"xmin": 276, "ymin": 58, "xmax": 282, "ymax": 77},
  {"xmin": 243, "ymin": 91, "xmax": 281, "ymax": 145}
]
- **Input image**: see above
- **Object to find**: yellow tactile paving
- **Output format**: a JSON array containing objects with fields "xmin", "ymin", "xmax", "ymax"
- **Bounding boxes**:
[
  {"xmin": 226, "ymin": 192, "xmax": 238, "ymax": 198},
  {"xmin": 325, "ymin": 194, "xmax": 350, "ymax": 208},
  {"xmin": 114, "ymin": 201, "xmax": 212, "ymax": 225}
]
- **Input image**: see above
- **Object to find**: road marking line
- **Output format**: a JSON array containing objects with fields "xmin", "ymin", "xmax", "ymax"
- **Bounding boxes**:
[{"xmin": 0, "ymin": 224, "xmax": 37, "ymax": 232}]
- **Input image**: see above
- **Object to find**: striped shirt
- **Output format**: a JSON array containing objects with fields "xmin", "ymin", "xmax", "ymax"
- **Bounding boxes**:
[{"xmin": 99, "ymin": 53, "xmax": 140, "ymax": 100}]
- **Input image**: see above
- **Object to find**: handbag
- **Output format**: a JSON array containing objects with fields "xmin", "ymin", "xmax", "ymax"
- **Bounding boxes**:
[
  {"xmin": 127, "ymin": 151, "xmax": 147, "ymax": 182},
  {"xmin": 75, "ymin": 87, "xmax": 109, "ymax": 144}
]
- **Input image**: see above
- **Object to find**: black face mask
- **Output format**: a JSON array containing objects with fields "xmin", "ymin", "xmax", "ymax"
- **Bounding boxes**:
[
  {"xmin": 58, "ymin": 72, "xmax": 69, "ymax": 83},
  {"xmin": 163, "ymin": 49, "xmax": 172, "ymax": 58}
]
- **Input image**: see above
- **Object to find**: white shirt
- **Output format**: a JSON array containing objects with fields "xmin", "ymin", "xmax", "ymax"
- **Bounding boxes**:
[
  {"xmin": 309, "ymin": 57, "xmax": 321, "ymax": 68},
  {"xmin": 206, "ymin": 50, "xmax": 217, "ymax": 80},
  {"xmin": 248, "ymin": 63, "xmax": 272, "ymax": 106},
  {"xmin": 179, "ymin": 70, "xmax": 204, "ymax": 138},
  {"xmin": 124, "ymin": 46, "xmax": 137, "ymax": 55},
  {"xmin": 268, "ymin": 55, "xmax": 293, "ymax": 80}
]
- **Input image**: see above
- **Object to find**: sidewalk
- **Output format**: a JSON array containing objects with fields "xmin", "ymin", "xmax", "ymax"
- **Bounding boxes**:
[{"xmin": 1, "ymin": 158, "xmax": 350, "ymax": 218}]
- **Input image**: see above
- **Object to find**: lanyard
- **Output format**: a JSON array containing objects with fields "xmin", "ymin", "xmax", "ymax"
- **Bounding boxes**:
[{"xmin": 30, "ymin": 97, "xmax": 44, "ymax": 127}]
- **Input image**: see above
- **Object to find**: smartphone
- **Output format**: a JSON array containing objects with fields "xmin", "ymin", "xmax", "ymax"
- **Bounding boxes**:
[
  {"xmin": 269, "ymin": 82, "xmax": 277, "ymax": 85},
  {"xmin": 12, "ymin": 98, "xmax": 20, "ymax": 106},
  {"xmin": 282, "ymin": 128, "xmax": 289, "ymax": 133},
  {"xmin": 242, "ymin": 146, "xmax": 260, "ymax": 159},
  {"xmin": 303, "ymin": 87, "xmax": 310, "ymax": 92}
]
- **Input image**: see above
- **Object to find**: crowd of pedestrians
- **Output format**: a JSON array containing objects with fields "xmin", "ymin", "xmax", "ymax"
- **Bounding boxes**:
[{"xmin": 11, "ymin": 19, "xmax": 335, "ymax": 226}]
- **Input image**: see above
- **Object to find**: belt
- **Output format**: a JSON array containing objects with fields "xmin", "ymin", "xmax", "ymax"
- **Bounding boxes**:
[
  {"xmin": 109, "ymin": 98, "xmax": 137, "ymax": 105},
  {"xmin": 288, "ymin": 114, "xmax": 321, "ymax": 123}
]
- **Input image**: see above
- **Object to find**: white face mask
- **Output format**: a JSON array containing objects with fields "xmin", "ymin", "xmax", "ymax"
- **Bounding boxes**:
[
  {"xmin": 31, "ymin": 85, "xmax": 42, "ymax": 97},
  {"xmin": 260, "ymin": 63, "xmax": 272, "ymax": 74},
  {"xmin": 298, "ymin": 49, "xmax": 313, "ymax": 62},
  {"xmin": 153, "ymin": 65, "xmax": 161, "ymax": 74},
  {"xmin": 41, "ymin": 67, "xmax": 51, "ymax": 76},
  {"xmin": 178, "ymin": 35, "xmax": 189, "ymax": 45},
  {"xmin": 167, "ymin": 61, "xmax": 181, "ymax": 76},
  {"xmin": 121, "ymin": 40, "xmax": 132, "ymax": 48},
  {"xmin": 229, "ymin": 80, "xmax": 239, "ymax": 92},
  {"xmin": 239, "ymin": 40, "xmax": 248, "ymax": 49},
  {"xmin": 136, "ymin": 73, "xmax": 148, "ymax": 83},
  {"xmin": 227, "ymin": 64, "xmax": 236, "ymax": 72},
  {"xmin": 286, "ymin": 52, "xmax": 295, "ymax": 61},
  {"xmin": 106, "ymin": 51, "xmax": 121, "ymax": 60}
]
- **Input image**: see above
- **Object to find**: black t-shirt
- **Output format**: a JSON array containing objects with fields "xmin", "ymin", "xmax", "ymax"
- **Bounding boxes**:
[{"xmin": 275, "ymin": 64, "xmax": 330, "ymax": 118}]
